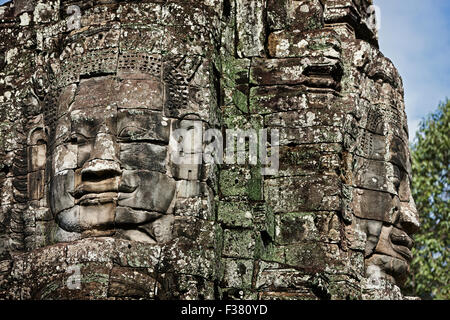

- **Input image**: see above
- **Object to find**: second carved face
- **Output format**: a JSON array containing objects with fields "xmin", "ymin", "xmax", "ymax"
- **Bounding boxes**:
[{"xmin": 353, "ymin": 120, "xmax": 420, "ymax": 286}]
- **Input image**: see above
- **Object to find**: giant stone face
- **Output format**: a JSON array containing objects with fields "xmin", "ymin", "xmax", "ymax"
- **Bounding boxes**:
[
  {"xmin": 356, "ymin": 126, "xmax": 420, "ymax": 286},
  {"xmin": 51, "ymin": 75, "xmax": 179, "ymax": 243}
]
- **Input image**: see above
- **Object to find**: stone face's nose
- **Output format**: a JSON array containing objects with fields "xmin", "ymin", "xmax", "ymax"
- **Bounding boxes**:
[
  {"xmin": 396, "ymin": 173, "xmax": 420, "ymax": 236},
  {"xmin": 397, "ymin": 195, "xmax": 420, "ymax": 236},
  {"xmin": 81, "ymin": 132, "xmax": 121, "ymax": 181}
]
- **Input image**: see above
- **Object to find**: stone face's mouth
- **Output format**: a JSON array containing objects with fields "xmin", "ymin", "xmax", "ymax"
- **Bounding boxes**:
[
  {"xmin": 77, "ymin": 192, "xmax": 118, "ymax": 206},
  {"xmin": 370, "ymin": 225, "xmax": 414, "ymax": 286},
  {"xmin": 71, "ymin": 177, "xmax": 120, "ymax": 197},
  {"xmin": 390, "ymin": 229, "xmax": 414, "ymax": 262},
  {"xmin": 365, "ymin": 253, "xmax": 410, "ymax": 287},
  {"xmin": 390, "ymin": 244, "xmax": 413, "ymax": 262},
  {"xmin": 71, "ymin": 177, "xmax": 126, "ymax": 206}
]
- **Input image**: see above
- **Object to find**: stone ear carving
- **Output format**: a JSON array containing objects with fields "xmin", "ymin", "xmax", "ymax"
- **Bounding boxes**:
[{"xmin": 27, "ymin": 115, "xmax": 48, "ymax": 201}]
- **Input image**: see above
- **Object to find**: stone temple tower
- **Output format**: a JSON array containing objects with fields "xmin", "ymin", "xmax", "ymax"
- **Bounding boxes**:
[{"xmin": 0, "ymin": 0, "xmax": 419, "ymax": 300}]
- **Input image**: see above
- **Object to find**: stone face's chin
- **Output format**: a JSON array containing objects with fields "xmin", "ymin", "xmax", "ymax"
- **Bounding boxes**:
[
  {"xmin": 56, "ymin": 202, "xmax": 169, "ymax": 243},
  {"xmin": 57, "ymin": 203, "xmax": 116, "ymax": 233},
  {"xmin": 366, "ymin": 254, "xmax": 410, "ymax": 286},
  {"xmin": 118, "ymin": 230, "xmax": 157, "ymax": 244}
]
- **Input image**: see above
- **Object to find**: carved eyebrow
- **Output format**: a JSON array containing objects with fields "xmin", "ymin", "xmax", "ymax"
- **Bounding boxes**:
[
  {"xmin": 69, "ymin": 118, "xmax": 99, "ymax": 139},
  {"xmin": 118, "ymin": 125, "xmax": 146, "ymax": 137},
  {"xmin": 117, "ymin": 113, "xmax": 150, "ymax": 131},
  {"xmin": 67, "ymin": 132, "xmax": 90, "ymax": 144}
]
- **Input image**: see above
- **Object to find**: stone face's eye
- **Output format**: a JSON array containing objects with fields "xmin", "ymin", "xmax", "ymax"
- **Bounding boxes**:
[
  {"xmin": 69, "ymin": 133, "xmax": 88, "ymax": 144},
  {"xmin": 390, "ymin": 175, "xmax": 401, "ymax": 190},
  {"xmin": 118, "ymin": 126, "xmax": 146, "ymax": 139}
]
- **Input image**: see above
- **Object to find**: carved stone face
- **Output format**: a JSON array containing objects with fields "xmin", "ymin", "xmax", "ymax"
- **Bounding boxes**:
[
  {"xmin": 353, "ymin": 125, "xmax": 420, "ymax": 285},
  {"xmin": 1, "ymin": 0, "xmax": 423, "ymax": 300},
  {"xmin": 50, "ymin": 76, "xmax": 177, "ymax": 243}
]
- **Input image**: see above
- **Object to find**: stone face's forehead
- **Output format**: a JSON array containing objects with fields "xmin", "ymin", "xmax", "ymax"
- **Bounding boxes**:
[
  {"xmin": 69, "ymin": 77, "xmax": 118, "ymax": 111},
  {"xmin": 116, "ymin": 79, "xmax": 164, "ymax": 111},
  {"xmin": 65, "ymin": 76, "xmax": 165, "ymax": 112}
]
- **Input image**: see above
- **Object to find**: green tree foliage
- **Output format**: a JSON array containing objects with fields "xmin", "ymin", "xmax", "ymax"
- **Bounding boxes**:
[{"xmin": 405, "ymin": 100, "xmax": 449, "ymax": 300}]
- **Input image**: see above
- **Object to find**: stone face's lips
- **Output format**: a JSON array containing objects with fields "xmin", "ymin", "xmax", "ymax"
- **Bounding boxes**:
[
  {"xmin": 77, "ymin": 192, "xmax": 118, "ymax": 206},
  {"xmin": 71, "ymin": 176, "xmax": 126, "ymax": 205},
  {"xmin": 391, "ymin": 244, "xmax": 413, "ymax": 262},
  {"xmin": 71, "ymin": 177, "xmax": 120, "ymax": 199},
  {"xmin": 374, "ymin": 225, "xmax": 414, "ymax": 264},
  {"xmin": 390, "ymin": 229, "xmax": 414, "ymax": 249},
  {"xmin": 390, "ymin": 228, "xmax": 414, "ymax": 261}
]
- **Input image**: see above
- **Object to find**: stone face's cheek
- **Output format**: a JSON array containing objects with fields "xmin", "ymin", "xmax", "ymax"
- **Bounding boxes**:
[
  {"xmin": 353, "ymin": 156, "xmax": 395, "ymax": 194},
  {"xmin": 351, "ymin": 188, "xmax": 400, "ymax": 224},
  {"xmin": 50, "ymin": 170, "xmax": 75, "ymax": 215},
  {"xmin": 119, "ymin": 143, "xmax": 167, "ymax": 173},
  {"xmin": 118, "ymin": 169, "xmax": 141, "ymax": 193},
  {"xmin": 118, "ymin": 170, "xmax": 176, "ymax": 213},
  {"xmin": 57, "ymin": 206, "xmax": 80, "ymax": 233},
  {"xmin": 52, "ymin": 144, "xmax": 78, "ymax": 174},
  {"xmin": 364, "ymin": 220, "xmax": 383, "ymax": 257}
]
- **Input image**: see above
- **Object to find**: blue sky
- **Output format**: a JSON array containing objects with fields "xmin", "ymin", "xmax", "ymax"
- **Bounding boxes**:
[
  {"xmin": 1, "ymin": 0, "xmax": 449, "ymax": 141},
  {"xmin": 375, "ymin": 0, "xmax": 450, "ymax": 141}
]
